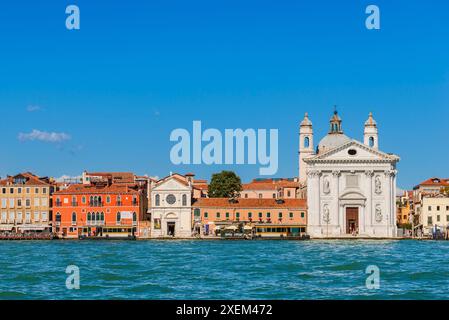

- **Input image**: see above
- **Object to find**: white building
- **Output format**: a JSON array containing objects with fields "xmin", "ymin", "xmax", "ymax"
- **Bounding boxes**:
[
  {"xmin": 149, "ymin": 174, "xmax": 193, "ymax": 238},
  {"xmin": 300, "ymin": 111, "xmax": 400, "ymax": 238}
]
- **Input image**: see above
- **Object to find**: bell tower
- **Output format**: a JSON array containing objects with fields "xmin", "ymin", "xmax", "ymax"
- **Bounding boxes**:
[
  {"xmin": 364, "ymin": 112, "xmax": 379, "ymax": 149},
  {"xmin": 299, "ymin": 112, "xmax": 314, "ymax": 182}
]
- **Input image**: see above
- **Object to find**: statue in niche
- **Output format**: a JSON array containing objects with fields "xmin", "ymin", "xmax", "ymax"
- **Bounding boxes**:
[
  {"xmin": 375, "ymin": 176, "xmax": 382, "ymax": 194},
  {"xmin": 323, "ymin": 177, "xmax": 330, "ymax": 195},
  {"xmin": 375, "ymin": 204, "xmax": 383, "ymax": 223},
  {"xmin": 323, "ymin": 205, "xmax": 330, "ymax": 224}
]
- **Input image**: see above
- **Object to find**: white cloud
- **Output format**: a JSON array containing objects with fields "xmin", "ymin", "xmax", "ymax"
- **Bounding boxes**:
[
  {"xmin": 26, "ymin": 105, "xmax": 42, "ymax": 112},
  {"xmin": 18, "ymin": 130, "xmax": 71, "ymax": 143}
]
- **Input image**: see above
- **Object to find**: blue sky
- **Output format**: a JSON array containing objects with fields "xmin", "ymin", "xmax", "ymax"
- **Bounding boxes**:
[{"xmin": 0, "ymin": 0, "xmax": 448, "ymax": 189}]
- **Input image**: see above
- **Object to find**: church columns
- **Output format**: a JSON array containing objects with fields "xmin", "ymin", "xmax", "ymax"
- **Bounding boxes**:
[
  {"xmin": 332, "ymin": 170, "xmax": 341, "ymax": 230},
  {"xmin": 365, "ymin": 170, "xmax": 374, "ymax": 229}
]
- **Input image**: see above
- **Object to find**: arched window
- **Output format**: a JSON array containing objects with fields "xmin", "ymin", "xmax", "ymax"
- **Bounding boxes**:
[
  {"xmin": 369, "ymin": 136, "xmax": 375, "ymax": 148},
  {"xmin": 304, "ymin": 137, "xmax": 310, "ymax": 148},
  {"xmin": 133, "ymin": 212, "xmax": 137, "ymax": 222},
  {"xmin": 90, "ymin": 196, "xmax": 93, "ymax": 206},
  {"xmin": 87, "ymin": 212, "xmax": 91, "ymax": 221},
  {"xmin": 155, "ymin": 194, "xmax": 160, "ymax": 206},
  {"xmin": 72, "ymin": 212, "xmax": 77, "ymax": 223},
  {"xmin": 117, "ymin": 196, "xmax": 122, "ymax": 206},
  {"xmin": 182, "ymin": 194, "xmax": 187, "ymax": 206},
  {"xmin": 96, "ymin": 212, "xmax": 100, "ymax": 221},
  {"xmin": 117, "ymin": 212, "xmax": 121, "ymax": 222},
  {"xmin": 100, "ymin": 212, "xmax": 104, "ymax": 222},
  {"xmin": 56, "ymin": 213, "xmax": 61, "ymax": 222}
]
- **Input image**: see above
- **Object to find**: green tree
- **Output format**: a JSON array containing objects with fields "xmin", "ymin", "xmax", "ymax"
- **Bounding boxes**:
[{"xmin": 208, "ymin": 171, "xmax": 243, "ymax": 199}]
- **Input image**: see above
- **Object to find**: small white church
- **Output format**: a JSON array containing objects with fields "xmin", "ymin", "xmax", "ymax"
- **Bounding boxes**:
[{"xmin": 299, "ymin": 110, "xmax": 400, "ymax": 238}]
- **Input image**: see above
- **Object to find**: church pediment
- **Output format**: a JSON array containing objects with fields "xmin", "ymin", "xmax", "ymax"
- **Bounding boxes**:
[
  {"xmin": 153, "ymin": 177, "xmax": 191, "ymax": 191},
  {"xmin": 340, "ymin": 190, "xmax": 366, "ymax": 200},
  {"xmin": 305, "ymin": 140, "xmax": 399, "ymax": 164}
]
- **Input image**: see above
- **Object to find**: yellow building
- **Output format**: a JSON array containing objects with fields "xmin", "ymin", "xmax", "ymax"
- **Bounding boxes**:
[
  {"xmin": 396, "ymin": 191, "xmax": 412, "ymax": 226},
  {"xmin": 0, "ymin": 173, "xmax": 52, "ymax": 233}
]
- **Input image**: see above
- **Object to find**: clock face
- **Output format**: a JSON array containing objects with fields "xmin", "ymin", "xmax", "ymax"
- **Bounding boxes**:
[{"xmin": 166, "ymin": 194, "xmax": 176, "ymax": 205}]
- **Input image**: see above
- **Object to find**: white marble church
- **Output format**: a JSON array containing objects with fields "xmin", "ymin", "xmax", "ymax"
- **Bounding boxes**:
[{"xmin": 299, "ymin": 110, "xmax": 400, "ymax": 238}]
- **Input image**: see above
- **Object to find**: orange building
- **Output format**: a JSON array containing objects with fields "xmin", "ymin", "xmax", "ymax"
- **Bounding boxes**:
[
  {"xmin": 52, "ymin": 180, "xmax": 146, "ymax": 239},
  {"xmin": 192, "ymin": 198, "xmax": 307, "ymax": 238},
  {"xmin": 240, "ymin": 178, "xmax": 300, "ymax": 200}
]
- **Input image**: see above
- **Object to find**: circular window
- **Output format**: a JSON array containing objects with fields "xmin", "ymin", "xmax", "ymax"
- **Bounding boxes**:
[
  {"xmin": 348, "ymin": 149, "xmax": 357, "ymax": 156},
  {"xmin": 166, "ymin": 194, "xmax": 177, "ymax": 205}
]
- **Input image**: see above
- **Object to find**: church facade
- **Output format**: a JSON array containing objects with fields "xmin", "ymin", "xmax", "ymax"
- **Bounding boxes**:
[{"xmin": 299, "ymin": 111, "xmax": 400, "ymax": 238}]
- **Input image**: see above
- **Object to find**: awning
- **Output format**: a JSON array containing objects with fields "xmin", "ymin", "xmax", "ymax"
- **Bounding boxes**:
[
  {"xmin": 243, "ymin": 226, "xmax": 253, "ymax": 230},
  {"xmin": 0, "ymin": 226, "xmax": 13, "ymax": 231},
  {"xmin": 18, "ymin": 226, "xmax": 48, "ymax": 231},
  {"xmin": 225, "ymin": 226, "xmax": 238, "ymax": 231}
]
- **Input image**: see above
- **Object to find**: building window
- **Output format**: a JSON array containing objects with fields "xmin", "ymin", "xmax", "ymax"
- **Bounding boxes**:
[
  {"xmin": 304, "ymin": 136, "xmax": 310, "ymax": 148},
  {"xmin": 82, "ymin": 196, "xmax": 86, "ymax": 204},
  {"xmin": 301, "ymin": 212, "xmax": 305, "ymax": 218},
  {"xmin": 428, "ymin": 206, "xmax": 432, "ymax": 211},
  {"xmin": 34, "ymin": 212, "xmax": 40, "ymax": 222},
  {"xmin": 72, "ymin": 212, "xmax": 77, "ymax": 225},
  {"xmin": 437, "ymin": 215, "xmax": 441, "ymax": 222},
  {"xmin": 26, "ymin": 212, "xmax": 31, "ymax": 223},
  {"xmin": 204, "ymin": 212, "xmax": 208, "ymax": 218},
  {"xmin": 369, "ymin": 137, "xmax": 375, "ymax": 148},
  {"xmin": 226, "ymin": 212, "xmax": 230, "ymax": 220},
  {"xmin": 245, "ymin": 194, "xmax": 248, "ymax": 199},
  {"xmin": 290, "ymin": 212, "xmax": 294, "ymax": 219},
  {"xmin": 236, "ymin": 212, "xmax": 240, "ymax": 219},
  {"xmin": 35, "ymin": 188, "xmax": 39, "ymax": 194},
  {"xmin": 272, "ymin": 193, "xmax": 276, "ymax": 199},
  {"xmin": 259, "ymin": 194, "xmax": 263, "ymax": 199},
  {"xmin": 18, "ymin": 188, "xmax": 22, "ymax": 194},
  {"xmin": 26, "ymin": 188, "xmax": 30, "ymax": 194},
  {"xmin": 447, "ymin": 215, "xmax": 449, "ymax": 222},
  {"xmin": 116, "ymin": 212, "xmax": 121, "ymax": 223},
  {"xmin": 1, "ymin": 188, "xmax": 5, "ymax": 194},
  {"xmin": 182, "ymin": 194, "xmax": 187, "ymax": 206},
  {"xmin": 287, "ymin": 191, "xmax": 291, "ymax": 197},
  {"xmin": 437, "ymin": 206, "xmax": 441, "ymax": 211},
  {"xmin": 267, "ymin": 212, "xmax": 271, "ymax": 219},
  {"xmin": 428, "ymin": 216, "xmax": 433, "ymax": 226},
  {"xmin": 259, "ymin": 212, "xmax": 263, "ymax": 218},
  {"xmin": 17, "ymin": 199, "xmax": 22, "ymax": 207},
  {"xmin": 87, "ymin": 212, "xmax": 91, "ymax": 222},
  {"xmin": 10, "ymin": 188, "xmax": 14, "ymax": 194},
  {"xmin": 216, "ymin": 212, "xmax": 221, "ymax": 218},
  {"xmin": 42, "ymin": 188, "xmax": 47, "ymax": 194},
  {"xmin": 248, "ymin": 212, "xmax": 252, "ymax": 219},
  {"xmin": 155, "ymin": 195, "xmax": 160, "ymax": 206},
  {"xmin": 133, "ymin": 212, "xmax": 137, "ymax": 223}
]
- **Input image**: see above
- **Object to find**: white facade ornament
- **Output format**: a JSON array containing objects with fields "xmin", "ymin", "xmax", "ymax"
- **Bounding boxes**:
[
  {"xmin": 323, "ymin": 177, "xmax": 330, "ymax": 194},
  {"xmin": 375, "ymin": 204, "xmax": 383, "ymax": 223},
  {"xmin": 375, "ymin": 175, "xmax": 382, "ymax": 194},
  {"xmin": 323, "ymin": 205, "xmax": 330, "ymax": 224}
]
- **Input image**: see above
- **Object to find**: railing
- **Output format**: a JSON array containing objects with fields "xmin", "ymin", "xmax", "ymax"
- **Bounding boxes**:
[
  {"xmin": 89, "ymin": 202, "xmax": 104, "ymax": 207},
  {"xmin": 86, "ymin": 221, "xmax": 105, "ymax": 226}
]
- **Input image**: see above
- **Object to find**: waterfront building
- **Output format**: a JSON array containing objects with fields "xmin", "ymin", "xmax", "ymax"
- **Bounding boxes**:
[
  {"xmin": 419, "ymin": 194, "xmax": 449, "ymax": 237},
  {"xmin": 149, "ymin": 173, "xmax": 193, "ymax": 238},
  {"xmin": 396, "ymin": 190, "xmax": 413, "ymax": 226},
  {"xmin": 240, "ymin": 178, "xmax": 301, "ymax": 199},
  {"xmin": 300, "ymin": 111, "xmax": 400, "ymax": 238},
  {"xmin": 52, "ymin": 175, "xmax": 146, "ymax": 239},
  {"xmin": 192, "ymin": 198, "xmax": 307, "ymax": 238},
  {"xmin": 0, "ymin": 172, "xmax": 52, "ymax": 233}
]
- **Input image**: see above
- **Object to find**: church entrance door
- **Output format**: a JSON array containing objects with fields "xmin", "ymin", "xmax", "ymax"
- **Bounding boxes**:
[
  {"xmin": 167, "ymin": 222, "xmax": 176, "ymax": 237},
  {"xmin": 346, "ymin": 207, "xmax": 359, "ymax": 234}
]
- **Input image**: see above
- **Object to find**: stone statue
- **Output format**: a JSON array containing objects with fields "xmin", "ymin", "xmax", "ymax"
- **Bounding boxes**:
[
  {"xmin": 375, "ymin": 204, "xmax": 383, "ymax": 223},
  {"xmin": 323, "ymin": 205, "xmax": 330, "ymax": 224},
  {"xmin": 375, "ymin": 176, "xmax": 382, "ymax": 194},
  {"xmin": 323, "ymin": 177, "xmax": 330, "ymax": 194}
]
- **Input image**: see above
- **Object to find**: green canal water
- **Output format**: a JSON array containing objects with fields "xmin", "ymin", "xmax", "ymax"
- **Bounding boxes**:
[{"xmin": 0, "ymin": 240, "xmax": 448, "ymax": 300}]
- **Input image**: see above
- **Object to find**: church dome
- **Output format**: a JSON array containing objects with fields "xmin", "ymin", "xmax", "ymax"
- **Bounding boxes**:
[
  {"xmin": 317, "ymin": 108, "xmax": 350, "ymax": 154},
  {"xmin": 318, "ymin": 133, "xmax": 351, "ymax": 154}
]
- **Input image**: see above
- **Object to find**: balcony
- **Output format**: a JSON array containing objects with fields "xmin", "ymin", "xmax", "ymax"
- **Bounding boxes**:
[
  {"xmin": 86, "ymin": 221, "xmax": 105, "ymax": 226},
  {"xmin": 89, "ymin": 202, "xmax": 104, "ymax": 207}
]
